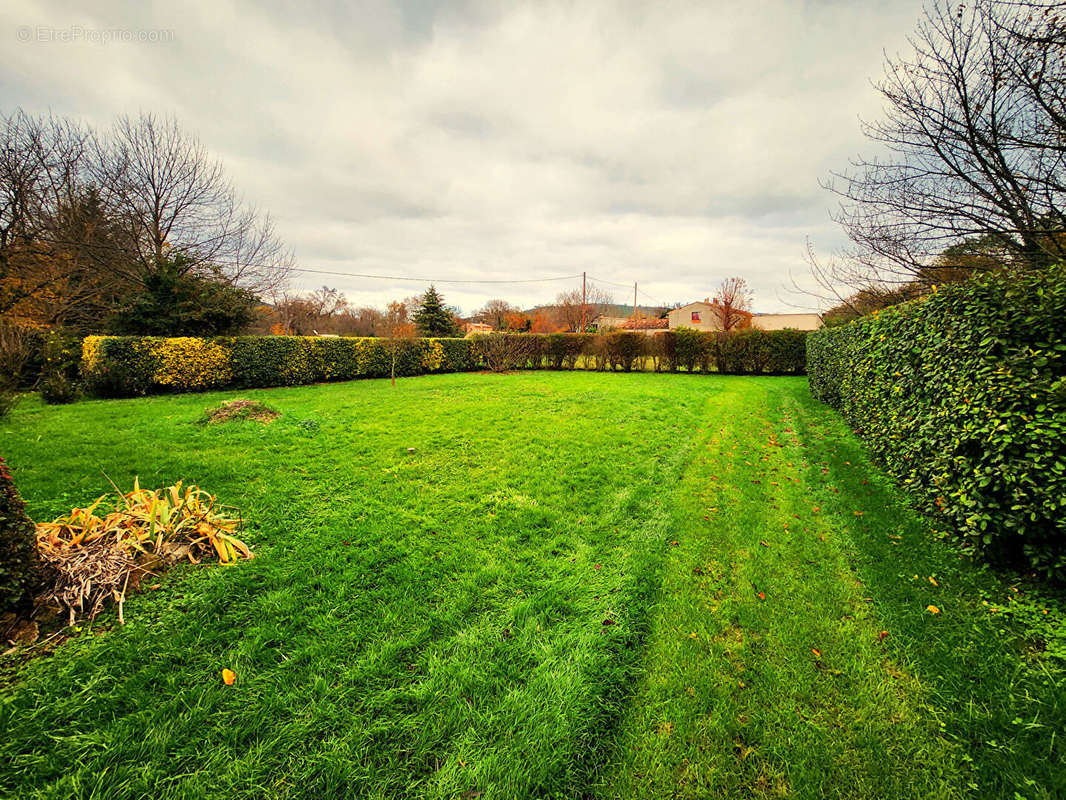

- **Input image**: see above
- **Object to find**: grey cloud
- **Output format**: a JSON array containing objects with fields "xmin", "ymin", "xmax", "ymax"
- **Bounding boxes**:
[{"xmin": 2, "ymin": 0, "xmax": 925, "ymax": 312}]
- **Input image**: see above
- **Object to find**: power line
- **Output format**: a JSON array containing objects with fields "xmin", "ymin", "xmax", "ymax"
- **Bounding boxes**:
[
  {"xmin": 22, "ymin": 235, "xmax": 583, "ymax": 286},
  {"xmin": 26, "ymin": 233, "xmax": 672, "ymax": 298},
  {"xmin": 588, "ymin": 273, "xmax": 672, "ymax": 310},
  {"xmin": 286, "ymin": 266, "xmax": 582, "ymax": 285},
  {"xmin": 586, "ymin": 273, "xmax": 633, "ymax": 290}
]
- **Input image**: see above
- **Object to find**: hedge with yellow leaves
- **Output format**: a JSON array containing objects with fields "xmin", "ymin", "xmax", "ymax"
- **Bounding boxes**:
[
  {"xmin": 807, "ymin": 264, "xmax": 1066, "ymax": 578},
  {"xmin": 82, "ymin": 335, "xmax": 476, "ymax": 396}
]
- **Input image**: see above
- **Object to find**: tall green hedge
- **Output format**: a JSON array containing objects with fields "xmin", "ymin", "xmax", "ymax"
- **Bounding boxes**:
[
  {"xmin": 80, "ymin": 329, "xmax": 809, "ymax": 397},
  {"xmin": 807, "ymin": 265, "xmax": 1066, "ymax": 578},
  {"xmin": 83, "ymin": 336, "xmax": 474, "ymax": 397}
]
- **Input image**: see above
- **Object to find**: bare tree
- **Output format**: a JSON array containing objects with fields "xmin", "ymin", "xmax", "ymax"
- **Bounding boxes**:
[
  {"xmin": 0, "ymin": 110, "xmax": 96, "ymax": 318},
  {"xmin": 334, "ymin": 305, "xmax": 384, "ymax": 337},
  {"xmin": 472, "ymin": 299, "xmax": 521, "ymax": 330},
  {"xmin": 271, "ymin": 286, "xmax": 348, "ymax": 335},
  {"xmin": 816, "ymin": 0, "xmax": 1066, "ymax": 299},
  {"xmin": 551, "ymin": 286, "xmax": 613, "ymax": 331},
  {"xmin": 712, "ymin": 277, "xmax": 752, "ymax": 331},
  {"xmin": 94, "ymin": 112, "xmax": 293, "ymax": 293}
]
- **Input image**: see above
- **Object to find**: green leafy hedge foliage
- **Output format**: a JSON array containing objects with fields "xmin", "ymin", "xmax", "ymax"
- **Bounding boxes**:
[
  {"xmin": 82, "ymin": 329, "xmax": 808, "ymax": 396},
  {"xmin": 808, "ymin": 265, "xmax": 1066, "ymax": 578},
  {"xmin": 83, "ymin": 336, "xmax": 475, "ymax": 397},
  {"xmin": 0, "ymin": 456, "xmax": 40, "ymax": 614}
]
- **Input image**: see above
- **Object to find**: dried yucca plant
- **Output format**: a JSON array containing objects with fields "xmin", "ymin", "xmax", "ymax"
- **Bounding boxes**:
[{"xmin": 36, "ymin": 479, "xmax": 251, "ymax": 624}]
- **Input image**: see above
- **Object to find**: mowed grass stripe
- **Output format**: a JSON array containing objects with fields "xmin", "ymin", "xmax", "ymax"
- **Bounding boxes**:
[
  {"xmin": 781, "ymin": 384, "xmax": 1066, "ymax": 799},
  {"xmin": 596, "ymin": 378, "xmax": 966, "ymax": 799}
]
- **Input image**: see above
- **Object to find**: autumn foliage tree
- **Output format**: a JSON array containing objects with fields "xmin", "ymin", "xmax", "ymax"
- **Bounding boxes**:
[{"xmin": 383, "ymin": 300, "xmax": 416, "ymax": 386}]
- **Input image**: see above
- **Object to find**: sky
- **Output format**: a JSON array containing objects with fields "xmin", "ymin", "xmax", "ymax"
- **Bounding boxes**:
[{"xmin": 3, "ymin": 0, "xmax": 926, "ymax": 314}]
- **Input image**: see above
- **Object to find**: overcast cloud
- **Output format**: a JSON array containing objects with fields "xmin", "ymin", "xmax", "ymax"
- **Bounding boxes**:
[{"xmin": 3, "ymin": 0, "xmax": 925, "ymax": 313}]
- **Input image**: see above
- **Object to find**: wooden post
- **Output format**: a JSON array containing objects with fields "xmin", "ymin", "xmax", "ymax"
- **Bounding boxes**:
[{"xmin": 580, "ymin": 271, "xmax": 587, "ymax": 332}]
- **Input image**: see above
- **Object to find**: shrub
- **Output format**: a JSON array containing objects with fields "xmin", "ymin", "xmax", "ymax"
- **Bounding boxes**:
[
  {"xmin": 151, "ymin": 337, "xmax": 233, "ymax": 391},
  {"xmin": 82, "ymin": 335, "xmax": 158, "ymax": 397},
  {"xmin": 439, "ymin": 337, "xmax": 476, "ymax": 372},
  {"xmin": 674, "ymin": 328, "xmax": 712, "ymax": 372},
  {"xmin": 649, "ymin": 331, "xmax": 677, "ymax": 372},
  {"xmin": 422, "ymin": 339, "xmax": 445, "ymax": 372},
  {"xmin": 715, "ymin": 329, "xmax": 807, "ymax": 375},
  {"xmin": 547, "ymin": 333, "xmax": 585, "ymax": 369},
  {"xmin": 471, "ymin": 334, "xmax": 536, "ymax": 372},
  {"xmin": 0, "ymin": 457, "xmax": 40, "ymax": 614},
  {"xmin": 605, "ymin": 331, "xmax": 645, "ymax": 372},
  {"xmin": 807, "ymin": 265, "xmax": 1066, "ymax": 578},
  {"xmin": 39, "ymin": 329, "xmax": 83, "ymax": 404},
  {"xmin": 520, "ymin": 335, "xmax": 548, "ymax": 370}
]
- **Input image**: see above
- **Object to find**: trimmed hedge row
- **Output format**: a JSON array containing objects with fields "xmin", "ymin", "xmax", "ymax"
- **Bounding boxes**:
[
  {"xmin": 474, "ymin": 329, "xmax": 807, "ymax": 374},
  {"xmin": 808, "ymin": 265, "xmax": 1066, "ymax": 578},
  {"xmin": 80, "ymin": 328, "xmax": 809, "ymax": 396},
  {"xmin": 82, "ymin": 335, "xmax": 475, "ymax": 396}
]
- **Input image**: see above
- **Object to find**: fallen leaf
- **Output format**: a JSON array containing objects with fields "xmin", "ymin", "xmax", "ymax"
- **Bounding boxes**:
[
  {"xmin": 222, "ymin": 668, "xmax": 236, "ymax": 686},
  {"xmin": 757, "ymin": 591, "xmax": 766, "ymax": 600},
  {"xmin": 878, "ymin": 630, "xmax": 889, "ymax": 642},
  {"xmin": 759, "ymin": 540, "xmax": 770, "ymax": 547},
  {"xmin": 811, "ymin": 648, "xmax": 822, "ymax": 659},
  {"xmin": 602, "ymin": 619, "xmax": 616, "ymax": 626},
  {"xmin": 926, "ymin": 605, "xmax": 940, "ymax": 615},
  {"xmin": 928, "ymin": 576, "xmax": 939, "ymax": 587}
]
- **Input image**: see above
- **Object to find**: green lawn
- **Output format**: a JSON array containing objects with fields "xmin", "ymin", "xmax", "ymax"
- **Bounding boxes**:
[{"xmin": 1, "ymin": 372, "xmax": 1062, "ymax": 799}]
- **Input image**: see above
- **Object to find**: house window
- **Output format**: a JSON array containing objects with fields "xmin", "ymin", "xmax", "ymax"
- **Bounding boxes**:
[{"xmin": 691, "ymin": 311, "xmax": 701, "ymax": 322}]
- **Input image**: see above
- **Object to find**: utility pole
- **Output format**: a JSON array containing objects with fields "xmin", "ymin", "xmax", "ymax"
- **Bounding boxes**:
[
  {"xmin": 633, "ymin": 282, "xmax": 638, "ymax": 319},
  {"xmin": 580, "ymin": 271, "xmax": 587, "ymax": 332}
]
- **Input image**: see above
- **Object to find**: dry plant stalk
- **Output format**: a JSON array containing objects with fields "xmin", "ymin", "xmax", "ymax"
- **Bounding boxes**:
[{"xmin": 35, "ymin": 479, "xmax": 252, "ymax": 624}]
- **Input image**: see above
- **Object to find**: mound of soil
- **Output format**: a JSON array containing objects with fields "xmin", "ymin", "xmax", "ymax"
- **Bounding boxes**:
[{"xmin": 201, "ymin": 399, "xmax": 279, "ymax": 424}]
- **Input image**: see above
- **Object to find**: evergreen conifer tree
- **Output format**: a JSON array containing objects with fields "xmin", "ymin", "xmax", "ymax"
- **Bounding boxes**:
[{"xmin": 414, "ymin": 286, "xmax": 460, "ymax": 337}]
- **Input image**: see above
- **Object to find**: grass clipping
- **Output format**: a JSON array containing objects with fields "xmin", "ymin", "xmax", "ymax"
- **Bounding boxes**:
[
  {"xmin": 35, "ymin": 480, "xmax": 252, "ymax": 625},
  {"xmin": 200, "ymin": 399, "xmax": 278, "ymax": 425}
]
